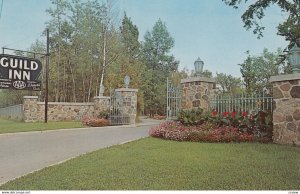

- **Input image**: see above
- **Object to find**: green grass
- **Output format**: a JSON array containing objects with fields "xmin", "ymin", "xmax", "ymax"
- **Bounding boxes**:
[
  {"xmin": 1, "ymin": 138, "xmax": 299, "ymax": 190},
  {"xmin": 0, "ymin": 118, "xmax": 84, "ymax": 134}
]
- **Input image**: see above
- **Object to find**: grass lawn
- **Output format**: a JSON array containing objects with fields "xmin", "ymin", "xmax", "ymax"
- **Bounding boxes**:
[
  {"xmin": 0, "ymin": 118, "xmax": 84, "ymax": 134},
  {"xmin": 1, "ymin": 138, "xmax": 299, "ymax": 190}
]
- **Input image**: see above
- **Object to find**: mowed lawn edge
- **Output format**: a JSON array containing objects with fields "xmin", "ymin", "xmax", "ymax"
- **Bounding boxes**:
[
  {"xmin": 0, "ymin": 118, "xmax": 84, "ymax": 134},
  {"xmin": 1, "ymin": 137, "xmax": 299, "ymax": 190}
]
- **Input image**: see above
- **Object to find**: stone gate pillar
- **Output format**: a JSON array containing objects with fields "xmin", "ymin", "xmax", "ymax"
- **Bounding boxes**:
[
  {"xmin": 23, "ymin": 96, "xmax": 39, "ymax": 122},
  {"xmin": 114, "ymin": 88, "xmax": 138, "ymax": 124},
  {"xmin": 270, "ymin": 73, "xmax": 300, "ymax": 146},
  {"xmin": 93, "ymin": 96, "xmax": 110, "ymax": 117},
  {"xmin": 181, "ymin": 77, "xmax": 216, "ymax": 112}
]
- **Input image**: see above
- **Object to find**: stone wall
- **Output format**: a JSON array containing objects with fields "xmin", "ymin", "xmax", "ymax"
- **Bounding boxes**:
[
  {"xmin": 22, "ymin": 92, "xmax": 138, "ymax": 124},
  {"xmin": 270, "ymin": 74, "xmax": 300, "ymax": 146},
  {"xmin": 23, "ymin": 96, "xmax": 110, "ymax": 122},
  {"xmin": 181, "ymin": 77, "xmax": 216, "ymax": 111}
]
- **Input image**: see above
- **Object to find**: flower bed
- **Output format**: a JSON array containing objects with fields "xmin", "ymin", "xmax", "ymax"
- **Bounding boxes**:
[{"xmin": 149, "ymin": 109, "xmax": 273, "ymax": 143}]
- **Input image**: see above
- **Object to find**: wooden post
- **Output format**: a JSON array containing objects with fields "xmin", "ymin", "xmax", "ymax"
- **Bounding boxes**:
[{"xmin": 45, "ymin": 29, "xmax": 49, "ymax": 123}]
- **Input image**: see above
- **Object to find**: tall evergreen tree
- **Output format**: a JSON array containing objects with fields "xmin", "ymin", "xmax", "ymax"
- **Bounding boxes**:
[
  {"xmin": 120, "ymin": 13, "xmax": 140, "ymax": 60},
  {"xmin": 142, "ymin": 19, "xmax": 179, "ymax": 116}
]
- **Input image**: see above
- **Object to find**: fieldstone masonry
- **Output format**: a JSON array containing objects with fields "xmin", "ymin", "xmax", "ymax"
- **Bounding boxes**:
[
  {"xmin": 22, "ymin": 88, "xmax": 138, "ymax": 124},
  {"xmin": 181, "ymin": 77, "xmax": 216, "ymax": 111},
  {"xmin": 94, "ymin": 96, "xmax": 110, "ymax": 113},
  {"xmin": 23, "ymin": 96, "xmax": 39, "ymax": 122},
  {"xmin": 270, "ymin": 73, "xmax": 300, "ymax": 146},
  {"xmin": 23, "ymin": 96, "xmax": 110, "ymax": 122},
  {"xmin": 114, "ymin": 88, "xmax": 138, "ymax": 124}
]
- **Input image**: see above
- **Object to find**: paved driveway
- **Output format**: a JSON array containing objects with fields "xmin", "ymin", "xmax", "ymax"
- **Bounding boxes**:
[{"xmin": 0, "ymin": 119, "xmax": 161, "ymax": 185}]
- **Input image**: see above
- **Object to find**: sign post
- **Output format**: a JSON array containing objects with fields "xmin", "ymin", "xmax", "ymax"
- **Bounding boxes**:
[
  {"xmin": 0, "ymin": 28, "xmax": 50, "ymax": 123},
  {"xmin": 45, "ymin": 29, "xmax": 49, "ymax": 123}
]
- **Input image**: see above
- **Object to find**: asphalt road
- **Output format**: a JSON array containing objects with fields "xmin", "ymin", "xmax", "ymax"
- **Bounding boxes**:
[{"xmin": 0, "ymin": 119, "xmax": 161, "ymax": 185}]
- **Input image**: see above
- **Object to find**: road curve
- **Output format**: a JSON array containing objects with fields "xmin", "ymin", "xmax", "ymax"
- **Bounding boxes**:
[{"xmin": 0, "ymin": 119, "xmax": 161, "ymax": 185}]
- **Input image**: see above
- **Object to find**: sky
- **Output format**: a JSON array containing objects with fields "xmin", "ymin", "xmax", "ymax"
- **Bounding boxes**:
[{"xmin": 0, "ymin": 0, "xmax": 288, "ymax": 77}]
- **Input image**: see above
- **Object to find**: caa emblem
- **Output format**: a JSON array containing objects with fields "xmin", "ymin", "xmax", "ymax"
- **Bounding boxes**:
[{"xmin": 13, "ymin": 81, "xmax": 26, "ymax": 89}]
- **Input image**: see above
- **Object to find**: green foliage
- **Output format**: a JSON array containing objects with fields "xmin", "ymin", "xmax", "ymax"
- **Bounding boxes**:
[
  {"xmin": 1, "ymin": 2, "xmax": 180, "ymax": 115},
  {"xmin": 142, "ymin": 19, "xmax": 179, "ymax": 115},
  {"xmin": 168, "ymin": 68, "xmax": 189, "ymax": 86},
  {"xmin": 209, "ymin": 110, "xmax": 273, "ymax": 141},
  {"xmin": 44, "ymin": 0, "xmax": 105, "ymax": 102},
  {"xmin": 238, "ymin": 111, "xmax": 273, "ymax": 138},
  {"xmin": 223, "ymin": 0, "xmax": 300, "ymax": 43},
  {"xmin": 120, "ymin": 13, "xmax": 140, "ymax": 60},
  {"xmin": 175, "ymin": 108, "xmax": 273, "ymax": 141},
  {"xmin": 106, "ymin": 13, "xmax": 146, "ymax": 115},
  {"xmin": 239, "ymin": 48, "xmax": 282, "ymax": 93},
  {"xmin": 5, "ymin": 0, "xmax": 145, "ymax": 112},
  {"xmin": 177, "ymin": 108, "xmax": 204, "ymax": 125},
  {"xmin": 98, "ymin": 110, "xmax": 110, "ymax": 119},
  {"xmin": 216, "ymin": 73, "xmax": 242, "ymax": 95},
  {"xmin": 201, "ymin": 69, "xmax": 213, "ymax": 78},
  {"xmin": 0, "ymin": 89, "xmax": 39, "ymax": 107}
]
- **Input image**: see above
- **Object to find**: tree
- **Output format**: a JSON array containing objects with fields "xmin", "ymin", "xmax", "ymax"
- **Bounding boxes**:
[
  {"xmin": 105, "ymin": 13, "xmax": 146, "ymax": 114},
  {"xmin": 170, "ymin": 68, "xmax": 189, "ymax": 86},
  {"xmin": 44, "ymin": 0, "xmax": 120, "ymax": 102},
  {"xmin": 142, "ymin": 19, "xmax": 179, "ymax": 116},
  {"xmin": 239, "ymin": 48, "xmax": 282, "ymax": 93},
  {"xmin": 69, "ymin": 0, "xmax": 107, "ymax": 101},
  {"xmin": 120, "ymin": 13, "xmax": 140, "ymax": 61},
  {"xmin": 223, "ymin": 0, "xmax": 300, "ymax": 43},
  {"xmin": 201, "ymin": 69, "xmax": 213, "ymax": 78},
  {"xmin": 216, "ymin": 73, "xmax": 242, "ymax": 95},
  {"xmin": 46, "ymin": 0, "xmax": 70, "ymax": 102}
]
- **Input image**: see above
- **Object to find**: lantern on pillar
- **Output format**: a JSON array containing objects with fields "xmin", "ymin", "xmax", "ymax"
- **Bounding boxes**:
[
  {"xmin": 124, "ymin": 75, "xmax": 130, "ymax": 88},
  {"xmin": 194, "ymin": 57, "xmax": 204, "ymax": 77},
  {"xmin": 288, "ymin": 42, "xmax": 300, "ymax": 74}
]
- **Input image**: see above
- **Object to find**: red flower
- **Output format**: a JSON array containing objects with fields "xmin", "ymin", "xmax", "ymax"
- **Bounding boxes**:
[
  {"xmin": 231, "ymin": 111, "xmax": 237, "ymax": 118},
  {"xmin": 222, "ymin": 112, "xmax": 229, "ymax": 117},
  {"xmin": 212, "ymin": 111, "xmax": 218, "ymax": 117},
  {"xmin": 242, "ymin": 111, "xmax": 247, "ymax": 117}
]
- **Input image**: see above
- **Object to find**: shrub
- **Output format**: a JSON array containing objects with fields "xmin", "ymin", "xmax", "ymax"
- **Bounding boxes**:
[
  {"xmin": 99, "ymin": 110, "xmax": 110, "ymax": 119},
  {"xmin": 88, "ymin": 118, "xmax": 109, "ymax": 127},
  {"xmin": 81, "ymin": 115, "xmax": 91, "ymax": 126},
  {"xmin": 177, "ymin": 108, "xmax": 204, "ymax": 125},
  {"xmin": 81, "ymin": 115, "xmax": 109, "ymax": 127},
  {"xmin": 176, "ymin": 108, "xmax": 272, "ymax": 140}
]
